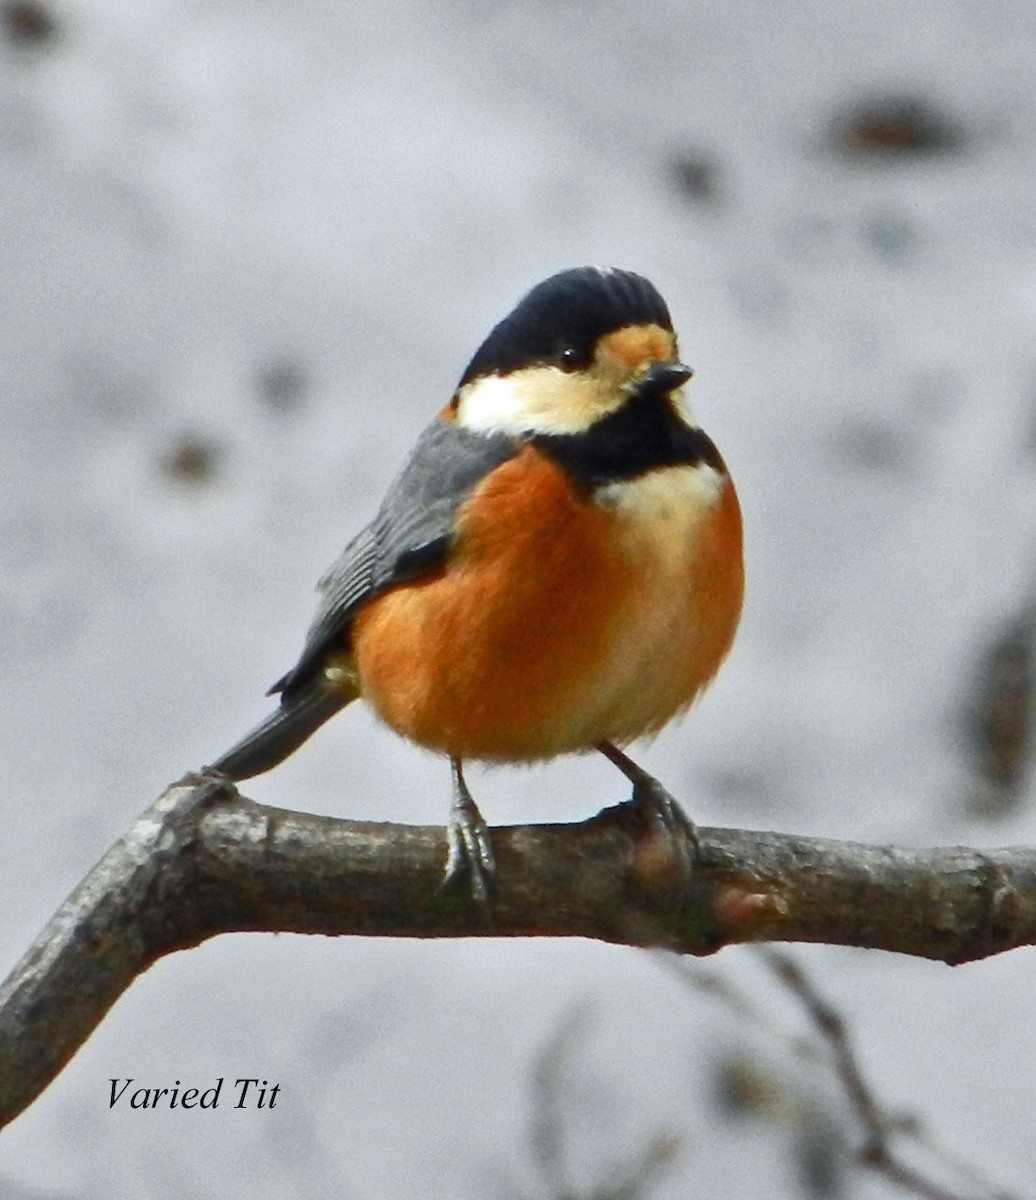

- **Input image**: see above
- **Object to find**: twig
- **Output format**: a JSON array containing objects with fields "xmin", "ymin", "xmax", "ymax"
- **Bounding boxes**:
[{"xmin": 760, "ymin": 948, "xmax": 1023, "ymax": 1200}]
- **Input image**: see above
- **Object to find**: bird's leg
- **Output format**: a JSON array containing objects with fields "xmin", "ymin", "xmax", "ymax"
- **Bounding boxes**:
[
  {"xmin": 442, "ymin": 757, "xmax": 496, "ymax": 902},
  {"xmin": 596, "ymin": 740, "xmax": 700, "ymax": 871}
]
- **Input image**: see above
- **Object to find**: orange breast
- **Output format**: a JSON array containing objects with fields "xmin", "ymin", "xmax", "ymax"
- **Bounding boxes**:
[{"xmin": 351, "ymin": 446, "xmax": 743, "ymax": 761}]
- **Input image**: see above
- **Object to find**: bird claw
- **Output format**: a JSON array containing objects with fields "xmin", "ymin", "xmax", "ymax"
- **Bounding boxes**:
[
  {"xmin": 440, "ymin": 782, "xmax": 496, "ymax": 904},
  {"xmin": 627, "ymin": 774, "xmax": 701, "ymax": 875},
  {"xmin": 597, "ymin": 742, "xmax": 700, "ymax": 877}
]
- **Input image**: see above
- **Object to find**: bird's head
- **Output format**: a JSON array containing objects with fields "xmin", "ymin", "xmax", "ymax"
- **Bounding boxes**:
[{"xmin": 452, "ymin": 267, "xmax": 693, "ymax": 438}]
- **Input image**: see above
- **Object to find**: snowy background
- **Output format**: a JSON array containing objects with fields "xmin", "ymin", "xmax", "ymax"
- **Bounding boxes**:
[{"xmin": 1, "ymin": 0, "xmax": 1035, "ymax": 1196}]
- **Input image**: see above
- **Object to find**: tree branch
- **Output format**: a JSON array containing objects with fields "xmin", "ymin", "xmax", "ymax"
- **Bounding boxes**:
[{"xmin": 2, "ymin": 772, "xmax": 1036, "ymax": 1131}]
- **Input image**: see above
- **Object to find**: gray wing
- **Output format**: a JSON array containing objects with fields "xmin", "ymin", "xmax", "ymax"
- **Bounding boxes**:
[
  {"xmin": 209, "ymin": 417, "xmax": 517, "ymax": 783},
  {"xmin": 273, "ymin": 417, "xmax": 517, "ymax": 696}
]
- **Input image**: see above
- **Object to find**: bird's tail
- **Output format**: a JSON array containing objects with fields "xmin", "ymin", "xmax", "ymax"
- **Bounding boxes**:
[{"xmin": 208, "ymin": 682, "xmax": 359, "ymax": 782}]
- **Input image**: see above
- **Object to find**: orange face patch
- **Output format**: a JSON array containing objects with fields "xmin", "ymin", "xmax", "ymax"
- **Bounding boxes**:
[{"xmin": 597, "ymin": 323, "xmax": 676, "ymax": 372}]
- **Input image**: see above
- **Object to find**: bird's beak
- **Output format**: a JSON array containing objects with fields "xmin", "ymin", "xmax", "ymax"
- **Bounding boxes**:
[{"xmin": 637, "ymin": 360, "xmax": 694, "ymax": 395}]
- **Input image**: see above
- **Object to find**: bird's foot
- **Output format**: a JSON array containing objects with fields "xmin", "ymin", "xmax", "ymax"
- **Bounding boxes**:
[
  {"xmin": 627, "ymin": 772, "xmax": 700, "ymax": 875},
  {"xmin": 440, "ymin": 762, "xmax": 496, "ymax": 904},
  {"xmin": 598, "ymin": 742, "xmax": 700, "ymax": 879}
]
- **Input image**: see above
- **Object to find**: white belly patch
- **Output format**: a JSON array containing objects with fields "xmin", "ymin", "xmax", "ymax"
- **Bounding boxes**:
[{"xmin": 594, "ymin": 463, "xmax": 724, "ymax": 564}]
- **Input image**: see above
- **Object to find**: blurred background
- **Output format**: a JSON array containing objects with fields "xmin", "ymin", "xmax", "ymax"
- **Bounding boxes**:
[{"xmin": 1, "ymin": 0, "xmax": 1035, "ymax": 1196}]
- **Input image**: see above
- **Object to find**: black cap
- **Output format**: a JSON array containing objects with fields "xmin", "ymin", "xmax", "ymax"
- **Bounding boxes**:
[{"xmin": 458, "ymin": 267, "xmax": 673, "ymax": 387}]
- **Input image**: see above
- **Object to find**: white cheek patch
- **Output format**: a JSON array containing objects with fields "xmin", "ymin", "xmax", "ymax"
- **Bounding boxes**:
[
  {"xmin": 456, "ymin": 370, "xmax": 619, "ymax": 437},
  {"xmin": 456, "ymin": 374, "xmax": 539, "ymax": 434}
]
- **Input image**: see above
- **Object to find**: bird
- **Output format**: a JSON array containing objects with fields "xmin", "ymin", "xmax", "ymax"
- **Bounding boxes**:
[{"xmin": 210, "ymin": 266, "xmax": 744, "ymax": 899}]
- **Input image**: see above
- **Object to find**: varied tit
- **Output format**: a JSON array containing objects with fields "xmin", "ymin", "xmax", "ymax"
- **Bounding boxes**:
[{"xmin": 211, "ymin": 267, "xmax": 744, "ymax": 899}]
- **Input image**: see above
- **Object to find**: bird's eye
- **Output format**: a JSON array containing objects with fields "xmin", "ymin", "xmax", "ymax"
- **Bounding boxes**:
[{"xmin": 557, "ymin": 345, "xmax": 585, "ymax": 373}]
